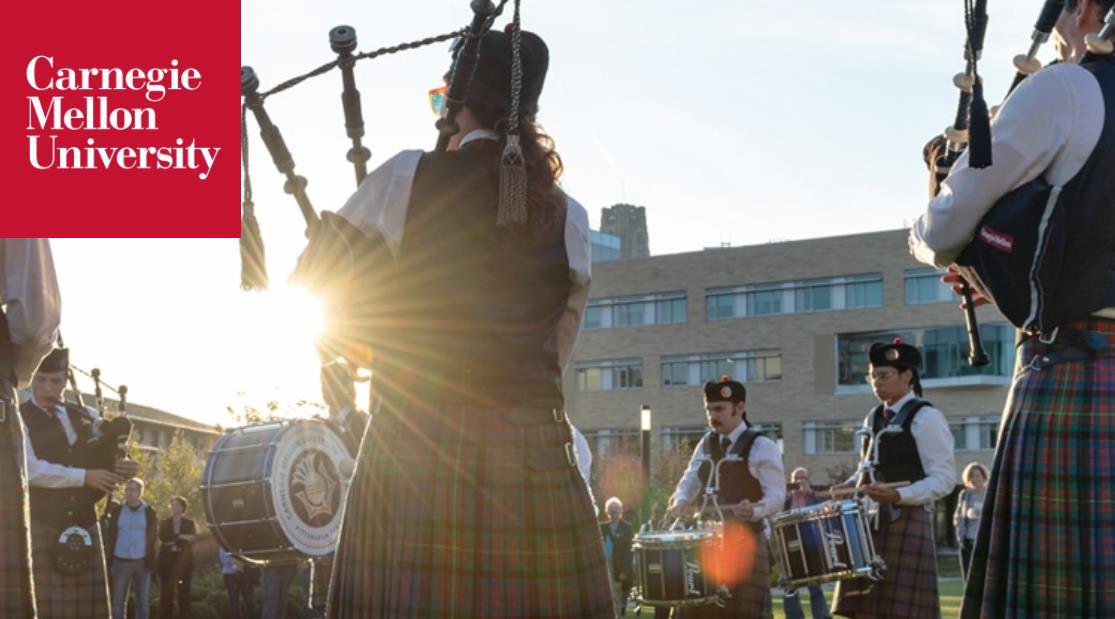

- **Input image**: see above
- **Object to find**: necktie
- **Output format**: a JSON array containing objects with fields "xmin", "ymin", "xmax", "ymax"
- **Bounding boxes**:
[
  {"xmin": 884, "ymin": 408, "xmax": 897, "ymax": 424},
  {"xmin": 721, "ymin": 436, "xmax": 732, "ymax": 453}
]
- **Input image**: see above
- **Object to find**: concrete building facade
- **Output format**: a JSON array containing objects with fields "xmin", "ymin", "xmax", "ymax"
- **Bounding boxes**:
[{"xmin": 565, "ymin": 229, "xmax": 1008, "ymax": 488}]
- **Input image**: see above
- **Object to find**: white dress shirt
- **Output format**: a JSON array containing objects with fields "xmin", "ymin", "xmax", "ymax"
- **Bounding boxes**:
[
  {"xmin": 335, "ymin": 129, "xmax": 592, "ymax": 371},
  {"xmin": 0, "ymin": 238, "xmax": 61, "ymax": 388},
  {"xmin": 861, "ymin": 390, "xmax": 958, "ymax": 506},
  {"xmin": 670, "ymin": 422, "xmax": 786, "ymax": 523},
  {"xmin": 23, "ymin": 397, "xmax": 99, "ymax": 489},
  {"xmin": 909, "ymin": 62, "xmax": 1105, "ymax": 268}
]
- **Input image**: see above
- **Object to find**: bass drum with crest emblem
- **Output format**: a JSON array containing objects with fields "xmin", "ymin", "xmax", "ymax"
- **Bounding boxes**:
[{"xmin": 202, "ymin": 418, "xmax": 357, "ymax": 563}]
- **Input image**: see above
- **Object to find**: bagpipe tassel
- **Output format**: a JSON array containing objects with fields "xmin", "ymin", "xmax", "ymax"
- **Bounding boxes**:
[
  {"xmin": 497, "ymin": 134, "xmax": 528, "ymax": 227},
  {"xmin": 968, "ymin": 78, "xmax": 993, "ymax": 169},
  {"xmin": 240, "ymin": 200, "xmax": 269, "ymax": 290}
]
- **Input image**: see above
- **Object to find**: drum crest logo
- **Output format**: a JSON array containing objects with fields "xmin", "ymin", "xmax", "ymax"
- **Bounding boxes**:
[{"xmin": 289, "ymin": 449, "xmax": 340, "ymax": 525}]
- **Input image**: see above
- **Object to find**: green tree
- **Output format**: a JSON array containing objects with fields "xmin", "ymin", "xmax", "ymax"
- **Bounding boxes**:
[{"xmin": 130, "ymin": 430, "xmax": 206, "ymax": 527}]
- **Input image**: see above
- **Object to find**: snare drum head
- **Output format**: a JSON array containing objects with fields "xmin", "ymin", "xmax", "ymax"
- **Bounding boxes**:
[{"xmin": 271, "ymin": 419, "xmax": 352, "ymax": 556}]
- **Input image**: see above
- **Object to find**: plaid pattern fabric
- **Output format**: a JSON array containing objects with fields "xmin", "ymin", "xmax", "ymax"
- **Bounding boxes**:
[
  {"xmin": 0, "ymin": 413, "xmax": 37, "ymax": 618},
  {"xmin": 675, "ymin": 535, "xmax": 772, "ymax": 619},
  {"xmin": 30, "ymin": 521, "xmax": 110, "ymax": 619},
  {"xmin": 326, "ymin": 405, "xmax": 615, "ymax": 618},
  {"xmin": 833, "ymin": 505, "xmax": 940, "ymax": 619},
  {"xmin": 961, "ymin": 318, "xmax": 1115, "ymax": 618}
]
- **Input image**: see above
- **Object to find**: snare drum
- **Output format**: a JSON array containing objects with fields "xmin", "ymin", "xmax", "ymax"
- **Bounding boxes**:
[
  {"xmin": 202, "ymin": 418, "xmax": 356, "ymax": 563},
  {"xmin": 769, "ymin": 498, "xmax": 882, "ymax": 589},
  {"xmin": 633, "ymin": 526, "xmax": 726, "ymax": 608}
]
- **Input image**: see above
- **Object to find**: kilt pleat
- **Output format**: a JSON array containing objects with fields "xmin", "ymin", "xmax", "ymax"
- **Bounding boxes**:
[
  {"xmin": 833, "ymin": 505, "xmax": 940, "ymax": 619},
  {"xmin": 961, "ymin": 318, "xmax": 1115, "ymax": 619},
  {"xmin": 326, "ymin": 405, "xmax": 615, "ymax": 618},
  {"xmin": 0, "ymin": 415, "xmax": 37, "ymax": 618},
  {"xmin": 675, "ymin": 534, "xmax": 772, "ymax": 619},
  {"xmin": 30, "ymin": 520, "xmax": 110, "ymax": 619}
]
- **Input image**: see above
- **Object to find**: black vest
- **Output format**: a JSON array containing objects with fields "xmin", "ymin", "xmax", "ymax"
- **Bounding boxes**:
[
  {"xmin": 697, "ymin": 428, "xmax": 764, "ymax": 529},
  {"xmin": 863, "ymin": 398, "xmax": 932, "ymax": 485},
  {"xmin": 957, "ymin": 55, "xmax": 1115, "ymax": 332},
  {"xmin": 20, "ymin": 400, "xmax": 103, "ymax": 529},
  {"xmin": 377, "ymin": 146, "xmax": 571, "ymax": 408}
]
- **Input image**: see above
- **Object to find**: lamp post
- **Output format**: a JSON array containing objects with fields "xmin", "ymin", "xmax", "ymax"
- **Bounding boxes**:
[{"xmin": 640, "ymin": 404, "xmax": 652, "ymax": 526}]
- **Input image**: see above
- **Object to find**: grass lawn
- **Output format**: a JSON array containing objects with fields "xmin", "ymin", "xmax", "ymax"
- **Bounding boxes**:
[
  {"xmin": 632, "ymin": 578, "xmax": 965, "ymax": 618},
  {"xmin": 767, "ymin": 578, "xmax": 965, "ymax": 618}
]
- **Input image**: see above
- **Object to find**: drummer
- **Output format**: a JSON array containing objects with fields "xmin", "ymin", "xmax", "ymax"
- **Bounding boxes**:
[
  {"xmin": 832, "ymin": 339, "xmax": 956, "ymax": 619},
  {"xmin": 666, "ymin": 375, "xmax": 785, "ymax": 618}
]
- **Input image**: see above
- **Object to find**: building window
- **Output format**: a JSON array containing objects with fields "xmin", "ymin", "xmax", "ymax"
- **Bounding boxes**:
[
  {"xmin": 905, "ymin": 268, "xmax": 954, "ymax": 305},
  {"xmin": 585, "ymin": 292, "xmax": 687, "ymax": 329},
  {"xmin": 803, "ymin": 420, "xmax": 860, "ymax": 454},
  {"xmin": 753, "ymin": 422, "xmax": 784, "ymax": 453},
  {"xmin": 661, "ymin": 426, "xmax": 707, "ymax": 455},
  {"xmin": 837, "ymin": 325, "xmax": 1016, "ymax": 386},
  {"xmin": 706, "ymin": 273, "xmax": 883, "ymax": 320},
  {"xmin": 661, "ymin": 350, "xmax": 783, "ymax": 387},
  {"xmin": 583, "ymin": 428, "xmax": 641, "ymax": 458},
  {"xmin": 953, "ymin": 415, "xmax": 999, "ymax": 451},
  {"xmin": 575, "ymin": 358, "xmax": 644, "ymax": 392}
]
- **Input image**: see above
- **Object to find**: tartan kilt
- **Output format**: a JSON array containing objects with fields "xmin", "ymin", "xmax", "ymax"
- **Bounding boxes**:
[
  {"xmin": 30, "ymin": 520, "xmax": 110, "ymax": 619},
  {"xmin": 0, "ymin": 413, "xmax": 37, "ymax": 618},
  {"xmin": 962, "ymin": 318, "xmax": 1115, "ymax": 619},
  {"xmin": 675, "ymin": 532, "xmax": 771, "ymax": 619},
  {"xmin": 833, "ymin": 505, "xmax": 940, "ymax": 619},
  {"xmin": 325, "ymin": 404, "xmax": 615, "ymax": 619}
]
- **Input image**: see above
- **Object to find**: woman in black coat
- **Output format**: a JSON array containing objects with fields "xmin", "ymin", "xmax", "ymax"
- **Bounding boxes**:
[{"xmin": 157, "ymin": 496, "xmax": 196, "ymax": 619}]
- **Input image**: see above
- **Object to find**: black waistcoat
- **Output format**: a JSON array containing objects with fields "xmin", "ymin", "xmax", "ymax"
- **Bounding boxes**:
[
  {"xmin": 864, "ymin": 398, "xmax": 931, "ymax": 485},
  {"xmin": 957, "ymin": 55, "xmax": 1115, "ymax": 331},
  {"xmin": 378, "ymin": 146, "xmax": 571, "ymax": 408},
  {"xmin": 697, "ymin": 428, "xmax": 764, "ymax": 530},
  {"xmin": 20, "ymin": 400, "xmax": 102, "ymax": 528}
]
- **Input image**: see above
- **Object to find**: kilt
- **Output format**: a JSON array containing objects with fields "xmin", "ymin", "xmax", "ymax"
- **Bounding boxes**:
[
  {"xmin": 675, "ymin": 531, "xmax": 771, "ymax": 619},
  {"xmin": 0, "ymin": 413, "xmax": 37, "ymax": 618},
  {"xmin": 325, "ymin": 404, "xmax": 615, "ymax": 618},
  {"xmin": 833, "ymin": 505, "xmax": 940, "ymax": 619},
  {"xmin": 30, "ymin": 520, "xmax": 111, "ymax": 619},
  {"xmin": 961, "ymin": 318, "xmax": 1115, "ymax": 618}
]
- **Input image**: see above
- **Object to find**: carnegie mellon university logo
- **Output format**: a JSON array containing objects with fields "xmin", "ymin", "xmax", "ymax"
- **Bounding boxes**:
[{"xmin": 288, "ymin": 449, "xmax": 341, "ymax": 527}]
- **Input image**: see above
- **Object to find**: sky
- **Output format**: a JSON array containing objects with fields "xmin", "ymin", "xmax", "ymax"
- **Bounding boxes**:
[{"xmin": 49, "ymin": 0, "xmax": 1056, "ymax": 426}]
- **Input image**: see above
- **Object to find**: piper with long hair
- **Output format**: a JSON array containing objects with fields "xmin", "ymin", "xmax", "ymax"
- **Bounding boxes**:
[{"xmin": 292, "ymin": 4, "xmax": 614, "ymax": 617}]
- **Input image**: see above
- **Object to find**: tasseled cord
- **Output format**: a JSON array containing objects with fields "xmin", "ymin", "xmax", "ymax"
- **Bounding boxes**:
[
  {"xmin": 497, "ymin": 0, "xmax": 528, "ymax": 227},
  {"xmin": 241, "ymin": 104, "xmax": 269, "ymax": 290},
  {"xmin": 965, "ymin": 0, "xmax": 992, "ymax": 169},
  {"xmin": 968, "ymin": 79, "xmax": 992, "ymax": 168}
]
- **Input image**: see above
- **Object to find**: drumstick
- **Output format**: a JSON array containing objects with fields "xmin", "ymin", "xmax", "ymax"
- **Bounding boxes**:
[{"xmin": 828, "ymin": 481, "xmax": 910, "ymax": 499}]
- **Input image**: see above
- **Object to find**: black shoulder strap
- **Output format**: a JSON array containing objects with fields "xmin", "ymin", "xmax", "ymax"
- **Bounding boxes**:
[
  {"xmin": 728, "ymin": 428, "xmax": 761, "ymax": 459},
  {"xmin": 893, "ymin": 398, "xmax": 933, "ymax": 430}
]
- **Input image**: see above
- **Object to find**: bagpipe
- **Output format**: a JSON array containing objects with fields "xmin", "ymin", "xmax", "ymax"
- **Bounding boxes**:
[
  {"xmin": 929, "ymin": 1, "xmax": 1115, "ymax": 336},
  {"xmin": 241, "ymin": 0, "xmax": 533, "ymax": 411}
]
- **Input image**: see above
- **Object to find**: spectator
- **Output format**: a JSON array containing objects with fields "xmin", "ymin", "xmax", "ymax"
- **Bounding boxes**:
[
  {"xmin": 157, "ymin": 496, "xmax": 196, "ymax": 619},
  {"xmin": 599, "ymin": 497, "xmax": 635, "ymax": 617},
  {"xmin": 105, "ymin": 478, "xmax": 157, "ymax": 619},
  {"xmin": 219, "ymin": 548, "xmax": 256, "ymax": 619},
  {"xmin": 781, "ymin": 467, "xmax": 831, "ymax": 619},
  {"xmin": 954, "ymin": 462, "xmax": 989, "ymax": 580}
]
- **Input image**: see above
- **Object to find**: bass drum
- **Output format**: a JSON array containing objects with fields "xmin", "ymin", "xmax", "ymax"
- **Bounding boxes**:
[{"xmin": 202, "ymin": 418, "xmax": 357, "ymax": 563}]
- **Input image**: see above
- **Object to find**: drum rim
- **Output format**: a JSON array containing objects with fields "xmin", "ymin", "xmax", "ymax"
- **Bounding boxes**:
[{"xmin": 770, "ymin": 498, "xmax": 861, "ymax": 526}]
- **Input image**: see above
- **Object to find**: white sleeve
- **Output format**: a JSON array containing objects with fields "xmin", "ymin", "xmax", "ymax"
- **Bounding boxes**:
[
  {"xmin": 336, "ymin": 150, "xmax": 423, "ymax": 257},
  {"xmin": 896, "ymin": 406, "xmax": 958, "ymax": 505},
  {"xmin": 1, "ymin": 239, "xmax": 61, "ymax": 388},
  {"xmin": 557, "ymin": 197, "xmax": 592, "ymax": 372},
  {"xmin": 909, "ymin": 64, "xmax": 1098, "ymax": 267},
  {"xmin": 24, "ymin": 427, "xmax": 86, "ymax": 488},
  {"xmin": 670, "ymin": 434, "xmax": 708, "ymax": 507},
  {"xmin": 748, "ymin": 436, "xmax": 786, "ymax": 521}
]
